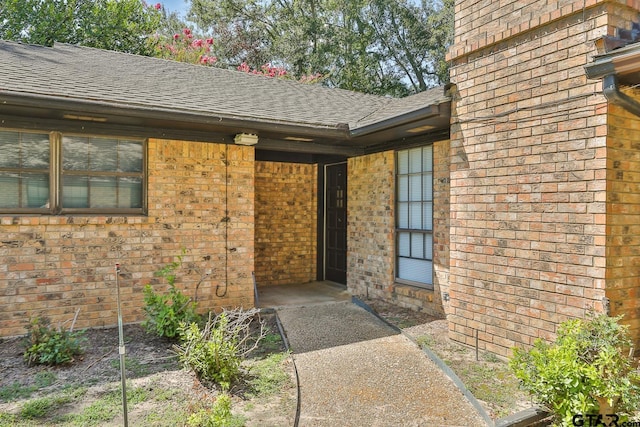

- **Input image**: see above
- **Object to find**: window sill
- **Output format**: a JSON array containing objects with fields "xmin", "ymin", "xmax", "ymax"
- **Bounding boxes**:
[
  {"xmin": 0, "ymin": 214, "xmax": 148, "ymax": 226},
  {"xmin": 394, "ymin": 279, "xmax": 434, "ymax": 292}
]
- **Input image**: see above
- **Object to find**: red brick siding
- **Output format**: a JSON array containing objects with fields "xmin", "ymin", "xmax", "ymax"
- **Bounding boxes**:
[
  {"xmin": 254, "ymin": 161, "xmax": 317, "ymax": 286},
  {"xmin": 347, "ymin": 151, "xmax": 395, "ymax": 298},
  {"xmin": 434, "ymin": 139, "xmax": 451, "ymax": 317},
  {"xmin": 449, "ymin": 1, "xmax": 640, "ymax": 62},
  {"xmin": 446, "ymin": 2, "xmax": 640, "ymax": 355},
  {"xmin": 347, "ymin": 144, "xmax": 448, "ymax": 318},
  {"xmin": 606, "ymin": 88, "xmax": 640, "ymax": 348},
  {"xmin": 0, "ymin": 138, "xmax": 255, "ymax": 337}
]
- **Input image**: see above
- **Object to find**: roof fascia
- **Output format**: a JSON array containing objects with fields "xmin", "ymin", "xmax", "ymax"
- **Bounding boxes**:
[
  {"xmin": 584, "ymin": 43, "xmax": 640, "ymax": 79},
  {"xmin": 0, "ymin": 91, "xmax": 351, "ymax": 140},
  {"xmin": 0, "ymin": 90, "xmax": 451, "ymax": 155},
  {"xmin": 348, "ymin": 103, "xmax": 446, "ymax": 138}
]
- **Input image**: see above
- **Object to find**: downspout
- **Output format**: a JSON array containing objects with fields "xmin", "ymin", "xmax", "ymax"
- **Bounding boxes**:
[{"xmin": 602, "ymin": 74, "xmax": 640, "ymax": 118}]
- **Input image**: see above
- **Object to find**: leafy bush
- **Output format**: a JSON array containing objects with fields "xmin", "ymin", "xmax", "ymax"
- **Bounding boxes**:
[
  {"xmin": 510, "ymin": 313, "xmax": 640, "ymax": 426},
  {"xmin": 142, "ymin": 254, "xmax": 200, "ymax": 339},
  {"xmin": 23, "ymin": 317, "xmax": 85, "ymax": 366},
  {"xmin": 175, "ymin": 308, "xmax": 266, "ymax": 390},
  {"xmin": 187, "ymin": 392, "xmax": 245, "ymax": 427}
]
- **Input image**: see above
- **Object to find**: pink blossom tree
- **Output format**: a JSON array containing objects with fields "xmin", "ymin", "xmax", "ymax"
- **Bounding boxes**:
[{"xmin": 154, "ymin": 22, "xmax": 322, "ymax": 83}]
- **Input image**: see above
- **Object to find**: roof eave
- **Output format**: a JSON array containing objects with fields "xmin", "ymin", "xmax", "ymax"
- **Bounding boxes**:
[
  {"xmin": 584, "ymin": 42, "xmax": 640, "ymax": 80},
  {"xmin": 349, "ymin": 103, "xmax": 446, "ymax": 138},
  {"xmin": 0, "ymin": 91, "xmax": 352, "ymax": 140}
]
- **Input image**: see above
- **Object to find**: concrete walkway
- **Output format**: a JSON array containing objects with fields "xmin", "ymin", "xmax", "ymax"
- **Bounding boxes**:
[{"xmin": 276, "ymin": 301, "xmax": 488, "ymax": 427}]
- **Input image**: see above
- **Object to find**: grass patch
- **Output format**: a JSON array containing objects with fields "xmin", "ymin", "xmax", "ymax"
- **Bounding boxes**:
[
  {"xmin": 19, "ymin": 394, "xmax": 76, "ymax": 420},
  {"xmin": 0, "ymin": 383, "xmax": 37, "ymax": 402},
  {"xmin": 246, "ymin": 352, "xmax": 291, "ymax": 398},
  {"xmin": 19, "ymin": 397, "xmax": 54, "ymax": 420},
  {"xmin": 109, "ymin": 357, "xmax": 150, "ymax": 377},
  {"xmin": 415, "ymin": 334, "xmax": 435, "ymax": 348},
  {"xmin": 34, "ymin": 371, "xmax": 57, "ymax": 388},
  {"xmin": 144, "ymin": 406, "xmax": 189, "ymax": 425},
  {"xmin": 60, "ymin": 385, "xmax": 148, "ymax": 426},
  {"xmin": 415, "ymin": 330, "xmax": 530, "ymax": 419},
  {"xmin": 449, "ymin": 359, "xmax": 524, "ymax": 418},
  {"xmin": 0, "ymin": 412, "xmax": 17, "ymax": 426}
]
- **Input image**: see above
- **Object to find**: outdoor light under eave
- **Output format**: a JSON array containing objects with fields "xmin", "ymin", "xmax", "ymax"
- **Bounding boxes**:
[{"xmin": 234, "ymin": 133, "xmax": 258, "ymax": 146}]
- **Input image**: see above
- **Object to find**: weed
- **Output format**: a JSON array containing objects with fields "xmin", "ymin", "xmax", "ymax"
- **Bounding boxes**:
[
  {"xmin": 63, "ymin": 385, "xmax": 148, "ymax": 425},
  {"xmin": 0, "ymin": 412, "xmax": 17, "ymax": 425},
  {"xmin": 416, "ymin": 335, "xmax": 435, "ymax": 348},
  {"xmin": 34, "ymin": 370, "xmax": 57, "ymax": 388},
  {"xmin": 109, "ymin": 357, "xmax": 150, "ymax": 377},
  {"xmin": 144, "ymin": 407, "xmax": 190, "ymax": 425},
  {"xmin": 246, "ymin": 352, "xmax": 291, "ymax": 398},
  {"xmin": 187, "ymin": 392, "xmax": 245, "ymax": 427},
  {"xmin": 23, "ymin": 316, "xmax": 86, "ymax": 366},
  {"xmin": 0, "ymin": 382, "xmax": 37, "ymax": 402},
  {"xmin": 15, "ymin": 393, "xmax": 80, "ymax": 423},
  {"xmin": 142, "ymin": 252, "xmax": 201, "ymax": 339},
  {"xmin": 483, "ymin": 352, "xmax": 500, "ymax": 363},
  {"xmin": 175, "ymin": 308, "xmax": 267, "ymax": 390},
  {"xmin": 260, "ymin": 332, "xmax": 283, "ymax": 352},
  {"xmin": 177, "ymin": 315, "xmax": 242, "ymax": 389}
]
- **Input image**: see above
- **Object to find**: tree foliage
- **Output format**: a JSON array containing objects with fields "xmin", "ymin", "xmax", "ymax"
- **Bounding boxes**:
[
  {"xmin": 0, "ymin": 0, "xmax": 453, "ymax": 96},
  {"xmin": 0, "ymin": 0, "xmax": 165, "ymax": 55},
  {"xmin": 188, "ymin": 0, "xmax": 453, "ymax": 96}
]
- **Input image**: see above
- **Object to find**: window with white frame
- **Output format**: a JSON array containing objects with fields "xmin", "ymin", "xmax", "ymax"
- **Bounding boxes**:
[
  {"xmin": 396, "ymin": 145, "xmax": 433, "ymax": 288},
  {"xmin": 0, "ymin": 129, "xmax": 145, "ymax": 214}
]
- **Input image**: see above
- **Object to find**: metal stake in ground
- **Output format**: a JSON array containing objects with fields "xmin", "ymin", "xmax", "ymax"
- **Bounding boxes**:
[{"xmin": 115, "ymin": 263, "xmax": 128, "ymax": 426}]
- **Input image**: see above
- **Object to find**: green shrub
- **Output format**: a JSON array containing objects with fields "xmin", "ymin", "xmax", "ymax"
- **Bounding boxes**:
[
  {"xmin": 23, "ymin": 317, "xmax": 85, "ymax": 366},
  {"xmin": 176, "ymin": 314, "xmax": 241, "ymax": 390},
  {"xmin": 187, "ymin": 392, "xmax": 244, "ymax": 427},
  {"xmin": 175, "ymin": 308, "xmax": 266, "ymax": 390},
  {"xmin": 510, "ymin": 313, "xmax": 640, "ymax": 426},
  {"xmin": 142, "ymin": 253, "xmax": 200, "ymax": 339}
]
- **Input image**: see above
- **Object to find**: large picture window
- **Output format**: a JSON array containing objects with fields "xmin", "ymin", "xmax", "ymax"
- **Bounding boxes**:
[
  {"xmin": 396, "ymin": 145, "xmax": 433, "ymax": 288},
  {"xmin": 0, "ymin": 129, "xmax": 145, "ymax": 214}
]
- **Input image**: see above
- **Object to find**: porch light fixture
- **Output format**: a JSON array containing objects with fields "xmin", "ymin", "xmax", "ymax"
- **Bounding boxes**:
[{"xmin": 234, "ymin": 133, "xmax": 258, "ymax": 146}]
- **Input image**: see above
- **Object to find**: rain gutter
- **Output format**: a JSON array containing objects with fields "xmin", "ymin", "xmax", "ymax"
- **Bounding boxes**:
[
  {"xmin": 584, "ymin": 43, "xmax": 640, "ymax": 118},
  {"xmin": 602, "ymin": 74, "xmax": 640, "ymax": 118},
  {"xmin": 0, "ymin": 91, "xmax": 351, "ymax": 140},
  {"xmin": 348, "ymin": 103, "xmax": 447, "ymax": 138}
]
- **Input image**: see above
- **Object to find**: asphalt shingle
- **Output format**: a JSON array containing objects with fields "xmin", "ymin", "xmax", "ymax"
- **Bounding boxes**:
[{"xmin": 0, "ymin": 41, "xmax": 449, "ymax": 131}]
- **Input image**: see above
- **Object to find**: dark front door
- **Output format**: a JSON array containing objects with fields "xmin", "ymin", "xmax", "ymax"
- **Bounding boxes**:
[{"xmin": 325, "ymin": 163, "xmax": 347, "ymax": 284}]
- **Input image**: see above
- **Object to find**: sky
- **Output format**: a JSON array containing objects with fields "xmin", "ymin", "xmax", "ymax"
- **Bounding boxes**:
[{"xmin": 158, "ymin": 0, "xmax": 189, "ymax": 17}]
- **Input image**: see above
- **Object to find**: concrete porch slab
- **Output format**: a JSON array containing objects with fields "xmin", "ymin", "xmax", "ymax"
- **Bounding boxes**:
[{"xmin": 257, "ymin": 281, "xmax": 351, "ymax": 308}]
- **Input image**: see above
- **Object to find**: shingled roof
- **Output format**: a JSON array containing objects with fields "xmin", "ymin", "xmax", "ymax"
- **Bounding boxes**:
[{"xmin": 0, "ymin": 41, "xmax": 450, "ymax": 155}]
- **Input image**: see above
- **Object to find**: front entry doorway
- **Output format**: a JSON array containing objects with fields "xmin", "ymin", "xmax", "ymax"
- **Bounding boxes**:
[{"xmin": 325, "ymin": 162, "xmax": 347, "ymax": 284}]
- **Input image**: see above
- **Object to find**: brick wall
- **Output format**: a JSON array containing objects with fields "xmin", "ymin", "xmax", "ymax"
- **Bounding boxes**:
[
  {"xmin": 0, "ymin": 138, "xmax": 255, "ymax": 337},
  {"xmin": 347, "ymin": 151, "xmax": 395, "ymax": 299},
  {"xmin": 347, "ymin": 144, "xmax": 448, "ymax": 318},
  {"xmin": 433, "ymin": 139, "xmax": 451, "ymax": 317},
  {"xmin": 254, "ymin": 161, "xmax": 317, "ymax": 286},
  {"xmin": 446, "ymin": 1, "xmax": 640, "ymax": 355},
  {"xmin": 449, "ymin": 0, "xmax": 640, "ymax": 61},
  {"xmin": 606, "ymin": 88, "xmax": 640, "ymax": 348}
]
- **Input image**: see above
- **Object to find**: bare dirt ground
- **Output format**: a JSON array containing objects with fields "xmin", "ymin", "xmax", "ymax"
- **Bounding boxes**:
[
  {"xmin": 0, "ymin": 312, "xmax": 296, "ymax": 426},
  {"xmin": 1, "ymin": 301, "xmax": 534, "ymax": 426}
]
